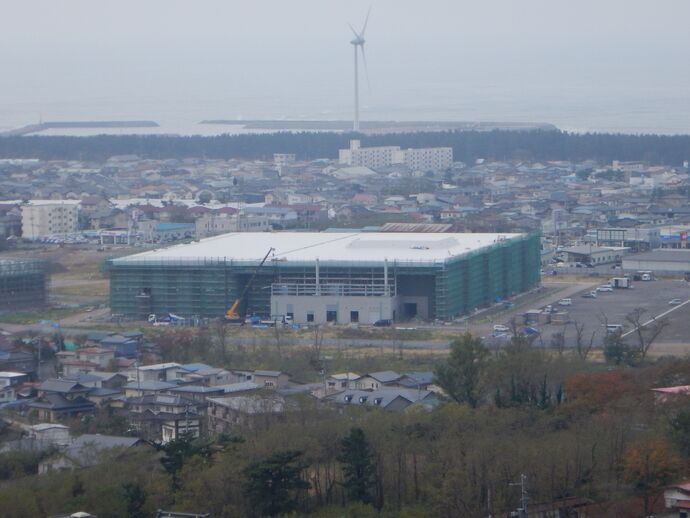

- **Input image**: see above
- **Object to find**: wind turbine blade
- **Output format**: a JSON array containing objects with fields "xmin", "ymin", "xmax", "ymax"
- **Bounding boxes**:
[
  {"xmin": 348, "ymin": 23, "xmax": 359, "ymax": 39},
  {"xmin": 361, "ymin": 5, "xmax": 372, "ymax": 36},
  {"xmin": 360, "ymin": 46, "xmax": 371, "ymax": 95}
]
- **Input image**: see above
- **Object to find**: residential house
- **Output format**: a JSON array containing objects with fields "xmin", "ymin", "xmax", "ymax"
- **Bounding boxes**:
[
  {"xmin": 664, "ymin": 480, "xmax": 690, "ymax": 517},
  {"xmin": 125, "ymin": 394, "xmax": 203, "ymax": 443},
  {"xmin": 75, "ymin": 347, "xmax": 115, "ymax": 369},
  {"xmin": 0, "ymin": 348, "xmax": 36, "ymax": 376},
  {"xmin": 123, "ymin": 380, "xmax": 177, "ymax": 398},
  {"xmin": 61, "ymin": 360, "xmax": 100, "ymax": 378},
  {"xmin": 28, "ymin": 392, "xmax": 96, "ymax": 422},
  {"xmin": 326, "ymin": 388, "xmax": 439, "ymax": 412},
  {"xmin": 134, "ymin": 362, "xmax": 192, "ymax": 383},
  {"xmin": 207, "ymin": 394, "xmax": 286, "ymax": 434},
  {"xmin": 352, "ymin": 371, "xmax": 403, "ymax": 390},
  {"xmin": 252, "ymin": 370, "xmax": 290, "ymax": 389},
  {"xmin": 183, "ymin": 367, "xmax": 234, "ymax": 386},
  {"xmin": 39, "ymin": 434, "xmax": 147, "ymax": 474},
  {"xmin": 97, "ymin": 333, "xmax": 141, "ymax": 358},
  {"xmin": 326, "ymin": 373, "xmax": 360, "ymax": 392},
  {"xmin": 27, "ymin": 423, "xmax": 71, "ymax": 447}
]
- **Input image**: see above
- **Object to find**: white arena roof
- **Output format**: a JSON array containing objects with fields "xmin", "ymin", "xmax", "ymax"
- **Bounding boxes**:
[{"xmin": 113, "ymin": 232, "xmax": 525, "ymax": 265}]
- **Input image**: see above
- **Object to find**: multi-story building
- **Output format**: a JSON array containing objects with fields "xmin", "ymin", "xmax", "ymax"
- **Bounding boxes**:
[
  {"xmin": 21, "ymin": 200, "xmax": 80, "ymax": 239},
  {"xmin": 339, "ymin": 140, "xmax": 400, "ymax": 169},
  {"xmin": 394, "ymin": 147, "xmax": 453, "ymax": 171},
  {"xmin": 339, "ymin": 139, "xmax": 453, "ymax": 171},
  {"xmin": 195, "ymin": 213, "xmax": 271, "ymax": 238}
]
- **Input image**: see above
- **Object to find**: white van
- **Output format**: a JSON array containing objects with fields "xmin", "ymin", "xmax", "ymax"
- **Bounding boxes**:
[
  {"xmin": 606, "ymin": 324, "xmax": 623, "ymax": 335},
  {"xmin": 558, "ymin": 298, "xmax": 572, "ymax": 306}
]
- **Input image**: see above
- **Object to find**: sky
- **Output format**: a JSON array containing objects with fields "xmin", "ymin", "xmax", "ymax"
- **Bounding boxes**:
[{"xmin": 2, "ymin": 0, "xmax": 690, "ymax": 133}]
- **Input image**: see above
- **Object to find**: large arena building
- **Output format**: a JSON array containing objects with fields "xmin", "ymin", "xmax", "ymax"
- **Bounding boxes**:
[{"xmin": 108, "ymin": 232, "xmax": 540, "ymax": 324}]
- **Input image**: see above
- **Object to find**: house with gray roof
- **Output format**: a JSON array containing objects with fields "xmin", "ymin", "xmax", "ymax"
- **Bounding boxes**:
[
  {"xmin": 325, "ymin": 388, "xmax": 439, "ymax": 412},
  {"xmin": 39, "ymin": 434, "xmax": 147, "ymax": 474}
]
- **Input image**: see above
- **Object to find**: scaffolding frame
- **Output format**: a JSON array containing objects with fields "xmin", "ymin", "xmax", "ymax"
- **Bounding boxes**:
[
  {"xmin": 108, "ymin": 233, "xmax": 541, "ymax": 321},
  {"xmin": 0, "ymin": 258, "xmax": 48, "ymax": 308}
]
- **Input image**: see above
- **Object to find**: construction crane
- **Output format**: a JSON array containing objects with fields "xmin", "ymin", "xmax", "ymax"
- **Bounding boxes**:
[{"xmin": 225, "ymin": 247, "xmax": 275, "ymax": 324}]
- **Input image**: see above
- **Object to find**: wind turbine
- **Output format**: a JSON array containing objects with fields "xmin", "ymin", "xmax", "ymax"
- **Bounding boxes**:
[{"xmin": 349, "ymin": 7, "xmax": 371, "ymax": 132}]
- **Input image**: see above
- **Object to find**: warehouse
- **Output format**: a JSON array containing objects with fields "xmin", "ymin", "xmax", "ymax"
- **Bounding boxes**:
[
  {"xmin": 622, "ymin": 249, "xmax": 690, "ymax": 274},
  {"xmin": 108, "ymin": 232, "xmax": 540, "ymax": 323},
  {"xmin": 0, "ymin": 258, "xmax": 48, "ymax": 308}
]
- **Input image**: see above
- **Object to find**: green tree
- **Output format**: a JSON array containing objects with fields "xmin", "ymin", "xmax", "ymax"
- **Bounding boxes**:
[
  {"xmin": 122, "ymin": 482, "xmax": 147, "ymax": 518},
  {"xmin": 243, "ymin": 449, "xmax": 310, "ymax": 517},
  {"xmin": 669, "ymin": 409, "xmax": 690, "ymax": 456},
  {"xmin": 337, "ymin": 427, "xmax": 376, "ymax": 505},
  {"xmin": 434, "ymin": 333, "xmax": 489, "ymax": 407},
  {"xmin": 603, "ymin": 331, "xmax": 637, "ymax": 365}
]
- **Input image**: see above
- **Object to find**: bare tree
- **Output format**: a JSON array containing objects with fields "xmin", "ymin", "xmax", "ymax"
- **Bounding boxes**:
[
  {"xmin": 550, "ymin": 330, "xmax": 566, "ymax": 356},
  {"xmin": 625, "ymin": 307, "xmax": 669, "ymax": 361},
  {"xmin": 572, "ymin": 320, "xmax": 595, "ymax": 361},
  {"xmin": 273, "ymin": 320, "xmax": 284, "ymax": 358},
  {"xmin": 309, "ymin": 325, "xmax": 324, "ymax": 369},
  {"xmin": 211, "ymin": 318, "xmax": 229, "ymax": 364}
]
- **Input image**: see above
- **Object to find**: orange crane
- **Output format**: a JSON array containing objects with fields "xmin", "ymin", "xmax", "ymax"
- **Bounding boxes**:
[{"xmin": 225, "ymin": 247, "xmax": 275, "ymax": 324}]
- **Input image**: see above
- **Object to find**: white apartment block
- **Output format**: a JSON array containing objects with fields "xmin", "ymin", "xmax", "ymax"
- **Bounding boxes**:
[
  {"xmin": 394, "ymin": 147, "xmax": 453, "ymax": 171},
  {"xmin": 21, "ymin": 200, "xmax": 80, "ymax": 239},
  {"xmin": 195, "ymin": 213, "xmax": 271, "ymax": 238},
  {"xmin": 339, "ymin": 140, "xmax": 453, "ymax": 171},
  {"xmin": 339, "ymin": 140, "xmax": 399, "ymax": 169}
]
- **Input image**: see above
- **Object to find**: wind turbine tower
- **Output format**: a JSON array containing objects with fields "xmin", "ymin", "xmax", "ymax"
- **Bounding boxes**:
[{"xmin": 349, "ymin": 8, "xmax": 370, "ymax": 132}]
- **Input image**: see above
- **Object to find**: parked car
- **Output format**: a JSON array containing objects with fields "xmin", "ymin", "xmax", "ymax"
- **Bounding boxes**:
[
  {"xmin": 582, "ymin": 291, "xmax": 597, "ymax": 298},
  {"xmin": 373, "ymin": 319, "xmax": 392, "ymax": 327},
  {"xmin": 558, "ymin": 298, "xmax": 572, "ymax": 306},
  {"xmin": 493, "ymin": 324, "xmax": 510, "ymax": 333},
  {"xmin": 606, "ymin": 324, "xmax": 624, "ymax": 335},
  {"xmin": 669, "ymin": 298, "xmax": 683, "ymax": 306},
  {"xmin": 597, "ymin": 285, "xmax": 613, "ymax": 292}
]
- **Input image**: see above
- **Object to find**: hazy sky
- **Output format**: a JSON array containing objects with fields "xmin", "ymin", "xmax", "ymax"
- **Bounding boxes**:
[{"xmin": 2, "ymin": 1, "xmax": 690, "ymax": 132}]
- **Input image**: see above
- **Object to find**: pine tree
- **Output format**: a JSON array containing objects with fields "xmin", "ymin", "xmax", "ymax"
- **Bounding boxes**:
[{"xmin": 337, "ymin": 427, "xmax": 376, "ymax": 505}]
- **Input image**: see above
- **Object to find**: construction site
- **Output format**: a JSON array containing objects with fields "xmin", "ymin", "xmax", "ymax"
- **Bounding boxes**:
[
  {"xmin": 0, "ymin": 258, "xmax": 49, "ymax": 309},
  {"xmin": 108, "ymin": 232, "xmax": 541, "ymax": 324}
]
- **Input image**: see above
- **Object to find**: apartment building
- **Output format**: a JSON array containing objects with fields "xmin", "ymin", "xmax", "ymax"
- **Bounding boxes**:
[
  {"xmin": 21, "ymin": 200, "xmax": 80, "ymax": 239},
  {"xmin": 339, "ymin": 140, "xmax": 453, "ymax": 171}
]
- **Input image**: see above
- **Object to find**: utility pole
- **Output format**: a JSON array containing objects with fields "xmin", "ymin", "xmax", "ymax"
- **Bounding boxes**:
[{"xmin": 509, "ymin": 473, "xmax": 529, "ymax": 517}]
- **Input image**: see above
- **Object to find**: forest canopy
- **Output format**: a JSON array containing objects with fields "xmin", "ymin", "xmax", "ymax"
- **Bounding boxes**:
[{"xmin": 2, "ymin": 129, "xmax": 690, "ymax": 164}]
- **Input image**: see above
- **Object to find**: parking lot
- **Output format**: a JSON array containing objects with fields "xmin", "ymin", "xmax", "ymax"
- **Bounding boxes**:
[{"xmin": 494, "ymin": 279, "xmax": 690, "ymax": 348}]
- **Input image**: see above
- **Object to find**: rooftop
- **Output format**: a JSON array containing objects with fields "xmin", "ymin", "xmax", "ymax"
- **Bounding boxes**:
[
  {"xmin": 625, "ymin": 249, "xmax": 690, "ymax": 263},
  {"xmin": 111, "ymin": 231, "xmax": 525, "ymax": 265}
]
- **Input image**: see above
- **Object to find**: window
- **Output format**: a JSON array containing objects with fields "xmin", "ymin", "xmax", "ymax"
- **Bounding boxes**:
[
  {"xmin": 326, "ymin": 310, "xmax": 337, "ymax": 322},
  {"xmin": 306, "ymin": 312, "xmax": 314, "ymax": 322},
  {"xmin": 350, "ymin": 311, "xmax": 359, "ymax": 323}
]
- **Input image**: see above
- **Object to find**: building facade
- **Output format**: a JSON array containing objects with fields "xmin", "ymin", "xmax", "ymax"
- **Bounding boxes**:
[
  {"xmin": 21, "ymin": 200, "xmax": 80, "ymax": 239},
  {"xmin": 109, "ymin": 231, "xmax": 540, "ymax": 323},
  {"xmin": 339, "ymin": 139, "xmax": 453, "ymax": 171},
  {"xmin": 0, "ymin": 258, "xmax": 48, "ymax": 308}
]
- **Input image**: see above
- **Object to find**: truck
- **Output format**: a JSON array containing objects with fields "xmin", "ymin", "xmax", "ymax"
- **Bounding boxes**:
[
  {"xmin": 610, "ymin": 277, "xmax": 630, "ymax": 289},
  {"xmin": 633, "ymin": 270, "xmax": 654, "ymax": 281}
]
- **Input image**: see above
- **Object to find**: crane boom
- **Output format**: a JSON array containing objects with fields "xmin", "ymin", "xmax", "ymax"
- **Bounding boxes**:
[{"xmin": 225, "ymin": 247, "xmax": 275, "ymax": 322}]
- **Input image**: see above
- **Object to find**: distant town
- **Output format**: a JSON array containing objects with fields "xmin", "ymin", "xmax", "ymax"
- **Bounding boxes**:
[{"xmin": 3, "ymin": 136, "xmax": 690, "ymax": 517}]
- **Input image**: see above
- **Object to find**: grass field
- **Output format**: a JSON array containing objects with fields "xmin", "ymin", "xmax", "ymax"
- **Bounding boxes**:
[{"xmin": 0, "ymin": 307, "xmax": 86, "ymax": 325}]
